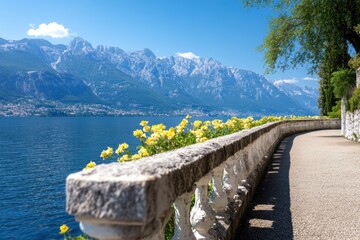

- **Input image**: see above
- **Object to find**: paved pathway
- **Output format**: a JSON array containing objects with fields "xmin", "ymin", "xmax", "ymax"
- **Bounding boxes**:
[{"xmin": 237, "ymin": 130, "xmax": 360, "ymax": 240}]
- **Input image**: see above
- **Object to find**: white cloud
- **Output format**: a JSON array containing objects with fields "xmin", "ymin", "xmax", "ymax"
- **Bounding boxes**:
[
  {"xmin": 27, "ymin": 22, "xmax": 69, "ymax": 38},
  {"xmin": 303, "ymin": 77, "xmax": 317, "ymax": 81},
  {"xmin": 273, "ymin": 79, "xmax": 298, "ymax": 84},
  {"xmin": 176, "ymin": 52, "xmax": 200, "ymax": 60}
]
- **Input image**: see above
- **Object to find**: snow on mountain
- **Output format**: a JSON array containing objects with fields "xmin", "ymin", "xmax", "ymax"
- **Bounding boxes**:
[
  {"xmin": 176, "ymin": 52, "xmax": 200, "ymax": 60},
  {"xmin": 0, "ymin": 37, "xmax": 317, "ymax": 115},
  {"xmin": 273, "ymin": 80, "xmax": 319, "ymax": 114},
  {"xmin": 67, "ymin": 37, "xmax": 94, "ymax": 55}
]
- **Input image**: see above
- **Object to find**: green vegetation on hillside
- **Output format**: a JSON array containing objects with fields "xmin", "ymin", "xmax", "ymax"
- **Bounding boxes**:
[{"xmin": 0, "ymin": 50, "xmax": 53, "ymax": 71}]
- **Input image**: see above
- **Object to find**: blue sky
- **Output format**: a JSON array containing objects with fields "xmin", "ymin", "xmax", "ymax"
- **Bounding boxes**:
[{"xmin": 0, "ymin": 0, "xmax": 318, "ymax": 86}]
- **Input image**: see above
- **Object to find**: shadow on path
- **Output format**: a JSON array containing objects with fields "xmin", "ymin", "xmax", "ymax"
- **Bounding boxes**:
[{"xmin": 236, "ymin": 134, "xmax": 297, "ymax": 240}]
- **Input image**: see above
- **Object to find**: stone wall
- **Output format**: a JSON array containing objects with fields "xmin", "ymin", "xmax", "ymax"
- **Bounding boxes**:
[
  {"xmin": 344, "ymin": 110, "xmax": 360, "ymax": 141},
  {"xmin": 66, "ymin": 119, "xmax": 340, "ymax": 240},
  {"xmin": 342, "ymin": 68, "xmax": 360, "ymax": 141}
]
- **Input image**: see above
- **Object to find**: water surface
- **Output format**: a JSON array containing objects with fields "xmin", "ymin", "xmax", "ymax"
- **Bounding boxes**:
[{"xmin": 0, "ymin": 116, "xmax": 201, "ymax": 239}]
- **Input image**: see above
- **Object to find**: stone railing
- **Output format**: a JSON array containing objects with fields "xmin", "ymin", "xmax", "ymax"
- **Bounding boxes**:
[
  {"xmin": 66, "ymin": 119, "xmax": 340, "ymax": 240},
  {"xmin": 344, "ymin": 110, "xmax": 360, "ymax": 141}
]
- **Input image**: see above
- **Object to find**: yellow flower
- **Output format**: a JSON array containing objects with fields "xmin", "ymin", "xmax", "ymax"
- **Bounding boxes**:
[
  {"xmin": 226, "ymin": 119, "xmax": 235, "ymax": 129},
  {"xmin": 191, "ymin": 129, "xmax": 204, "ymax": 138},
  {"xmin": 243, "ymin": 116, "xmax": 253, "ymax": 123},
  {"xmin": 193, "ymin": 120, "xmax": 202, "ymax": 128},
  {"xmin": 165, "ymin": 127, "xmax": 176, "ymax": 139},
  {"xmin": 199, "ymin": 137, "xmax": 208, "ymax": 142},
  {"xmin": 133, "ymin": 129, "xmax": 146, "ymax": 139},
  {"xmin": 118, "ymin": 154, "xmax": 130, "ymax": 162},
  {"xmin": 212, "ymin": 119, "xmax": 222, "ymax": 125},
  {"xmin": 201, "ymin": 125, "xmax": 209, "ymax": 131},
  {"xmin": 59, "ymin": 224, "xmax": 69, "ymax": 234},
  {"xmin": 180, "ymin": 119, "xmax": 188, "ymax": 126},
  {"xmin": 140, "ymin": 120, "xmax": 149, "ymax": 127},
  {"xmin": 176, "ymin": 119, "xmax": 188, "ymax": 133},
  {"xmin": 186, "ymin": 115, "xmax": 192, "ymax": 119},
  {"xmin": 151, "ymin": 123, "xmax": 166, "ymax": 133},
  {"xmin": 212, "ymin": 119, "xmax": 224, "ymax": 130},
  {"xmin": 100, "ymin": 147, "xmax": 113, "ymax": 160},
  {"xmin": 244, "ymin": 123, "xmax": 251, "ymax": 129},
  {"xmin": 143, "ymin": 125, "xmax": 151, "ymax": 132},
  {"xmin": 131, "ymin": 153, "xmax": 142, "ymax": 160},
  {"xmin": 83, "ymin": 161, "xmax": 96, "ymax": 170},
  {"xmin": 146, "ymin": 137, "xmax": 157, "ymax": 146},
  {"xmin": 204, "ymin": 121, "xmax": 211, "ymax": 126},
  {"xmin": 115, "ymin": 143, "xmax": 129, "ymax": 155},
  {"xmin": 138, "ymin": 147, "xmax": 149, "ymax": 157},
  {"xmin": 151, "ymin": 132, "xmax": 161, "ymax": 140}
]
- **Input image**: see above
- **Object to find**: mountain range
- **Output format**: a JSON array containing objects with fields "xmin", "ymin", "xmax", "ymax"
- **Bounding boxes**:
[{"xmin": 0, "ymin": 37, "xmax": 319, "ymax": 116}]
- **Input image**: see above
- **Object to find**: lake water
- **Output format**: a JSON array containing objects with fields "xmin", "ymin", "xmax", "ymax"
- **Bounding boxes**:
[{"xmin": 0, "ymin": 116, "xmax": 229, "ymax": 240}]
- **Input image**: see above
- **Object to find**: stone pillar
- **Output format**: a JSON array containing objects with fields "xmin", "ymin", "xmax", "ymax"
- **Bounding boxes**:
[
  {"xmin": 173, "ymin": 192, "xmax": 196, "ymax": 240},
  {"xmin": 190, "ymin": 174, "xmax": 216, "ymax": 240},
  {"xmin": 341, "ymin": 96, "xmax": 346, "ymax": 135}
]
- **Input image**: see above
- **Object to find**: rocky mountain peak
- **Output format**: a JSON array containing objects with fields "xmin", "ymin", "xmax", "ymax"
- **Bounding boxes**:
[
  {"xmin": 68, "ymin": 37, "xmax": 94, "ymax": 55},
  {"xmin": 131, "ymin": 48, "xmax": 156, "ymax": 59},
  {"xmin": 0, "ymin": 36, "xmax": 319, "ymax": 116}
]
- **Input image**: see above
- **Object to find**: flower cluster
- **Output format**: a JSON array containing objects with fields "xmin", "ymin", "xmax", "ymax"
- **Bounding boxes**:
[
  {"xmin": 83, "ymin": 115, "xmax": 324, "ymax": 170},
  {"xmin": 99, "ymin": 147, "xmax": 113, "ymax": 160},
  {"xmin": 83, "ymin": 161, "xmax": 96, "ymax": 171},
  {"xmin": 76, "ymin": 114, "xmax": 326, "ymax": 240}
]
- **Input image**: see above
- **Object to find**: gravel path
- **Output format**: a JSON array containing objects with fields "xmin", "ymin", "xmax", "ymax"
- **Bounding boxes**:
[{"xmin": 237, "ymin": 130, "xmax": 360, "ymax": 240}]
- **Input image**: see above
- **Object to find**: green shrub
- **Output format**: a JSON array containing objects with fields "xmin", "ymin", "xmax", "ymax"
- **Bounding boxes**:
[
  {"xmin": 331, "ymin": 69, "xmax": 356, "ymax": 98},
  {"xmin": 349, "ymin": 86, "xmax": 360, "ymax": 112},
  {"xmin": 349, "ymin": 54, "xmax": 360, "ymax": 70},
  {"xmin": 328, "ymin": 100, "xmax": 341, "ymax": 118}
]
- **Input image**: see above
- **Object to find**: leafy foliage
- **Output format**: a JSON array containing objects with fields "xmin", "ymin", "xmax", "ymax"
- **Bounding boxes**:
[
  {"xmin": 247, "ymin": 0, "xmax": 360, "ymax": 73},
  {"xmin": 348, "ymin": 53, "xmax": 360, "ymax": 70},
  {"xmin": 327, "ymin": 100, "xmax": 341, "ymax": 118},
  {"xmin": 317, "ymin": 47, "xmax": 350, "ymax": 115},
  {"xmin": 349, "ymin": 86, "xmax": 360, "ymax": 111},
  {"xmin": 242, "ymin": 0, "xmax": 360, "ymax": 115},
  {"xmin": 331, "ymin": 69, "xmax": 356, "ymax": 98},
  {"xmin": 349, "ymin": 24, "xmax": 360, "ymax": 70}
]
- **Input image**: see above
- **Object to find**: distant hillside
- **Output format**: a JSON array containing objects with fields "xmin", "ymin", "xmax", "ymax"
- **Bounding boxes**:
[
  {"xmin": 272, "ymin": 79, "xmax": 319, "ymax": 115},
  {"xmin": 0, "ymin": 37, "xmax": 317, "ymax": 116}
]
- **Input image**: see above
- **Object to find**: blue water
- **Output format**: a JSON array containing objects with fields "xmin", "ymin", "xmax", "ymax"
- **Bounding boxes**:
[{"xmin": 0, "ymin": 116, "xmax": 228, "ymax": 240}]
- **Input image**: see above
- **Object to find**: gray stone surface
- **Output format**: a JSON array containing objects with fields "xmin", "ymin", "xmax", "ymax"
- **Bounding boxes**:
[
  {"xmin": 65, "ymin": 119, "xmax": 340, "ymax": 239},
  {"xmin": 237, "ymin": 130, "xmax": 360, "ymax": 240},
  {"xmin": 344, "ymin": 110, "xmax": 360, "ymax": 141}
]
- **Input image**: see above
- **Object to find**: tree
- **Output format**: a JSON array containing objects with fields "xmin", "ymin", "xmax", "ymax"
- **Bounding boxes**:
[
  {"xmin": 317, "ymin": 43, "xmax": 350, "ymax": 115},
  {"xmin": 331, "ymin": 69, "xmax": 356, "ymax": 99},
  {"xmin": 242, "ymin": 0, "xmax": 360, "ymax": 115}
]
